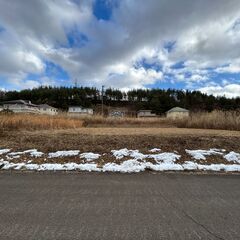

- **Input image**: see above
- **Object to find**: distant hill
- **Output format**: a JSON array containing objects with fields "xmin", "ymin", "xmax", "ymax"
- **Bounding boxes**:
[{"xmin": 0, "ymin": 86, "xmax": 239, "ymax": 114}]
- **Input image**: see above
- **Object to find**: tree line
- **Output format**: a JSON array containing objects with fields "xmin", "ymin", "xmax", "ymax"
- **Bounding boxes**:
[{"xmin": 0, "ymin": 86, "xmax": 239, "ymax": 114}]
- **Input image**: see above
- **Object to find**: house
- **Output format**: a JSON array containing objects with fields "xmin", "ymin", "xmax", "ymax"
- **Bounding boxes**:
[
  {"xmin": 108, "ymin": 107, "xmax": 136, "ymax": 118},
  {"xmin": 109, "ymin": 109, "xmax": 125, "ymax": 118},
  {"xmin": 68, "ymin": 106, "xmax": 93, "ymax": 116},
  {"xmin": 38, "ymin": 104, "xmax": 58, "ymax": 115},
  {"xmin": 166, "ymin": 107, "xmax": 189, "ymax": 119},
  {"xmin": 137, "ymin": 110, "xmax": 157, "ymax": 118},
  {"xmin": 0, "ymin": 100, "xmax": 40, "ymax": 114}
]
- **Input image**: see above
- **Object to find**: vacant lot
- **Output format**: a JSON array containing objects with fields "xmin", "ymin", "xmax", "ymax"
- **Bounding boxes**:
[{"xmin": 1, "ymin": 127, "xmax": 240, "ymax": 153}]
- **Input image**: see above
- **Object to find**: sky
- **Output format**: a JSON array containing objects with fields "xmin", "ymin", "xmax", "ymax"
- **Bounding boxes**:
[{"xmin": 0, "ymin": 0, "xmax": 240, "ymax": 98}]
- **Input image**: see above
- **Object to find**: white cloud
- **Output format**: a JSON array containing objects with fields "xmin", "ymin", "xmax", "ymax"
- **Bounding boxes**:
[
  {"xmin": 0, "ymin": 0, "xmax": 240, "ymax": 94},
  {"xmin": 199, "ymin": 84, "xmax": 240, "ymax": 98},
  {"xmin": 216, "ymin": 63, "xmax": 240, "ymax": 73}
]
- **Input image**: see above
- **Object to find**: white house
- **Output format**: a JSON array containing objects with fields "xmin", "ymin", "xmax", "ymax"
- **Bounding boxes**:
[
  {"xmin": 166, "ymin": 107, "xmax": 189, "ymax": 119},
  {"xmin": 109, "ymin": 109, "xmax": 125, "ymax": 118},
  {"xmin": 137, "ymin": 110, "xmax": 157, "ymax": 118},
  {"xmin": 38, "ymin": 104, "xmax": 58, "ymax": 115},
  {"xmin": 68, "ymin": 106, "xmax": 93, "ymax": 116},
  {"xmin": 0, "ymin": 100, "xmax": 40, "ymax": 114}
]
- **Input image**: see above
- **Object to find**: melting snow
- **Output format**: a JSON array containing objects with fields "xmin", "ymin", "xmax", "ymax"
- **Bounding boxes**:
[
  {"xmin": 185, "ymin": 149, "xmax": 225, "ymax": 160},
  {"xmin": 48, "ymin": 150, "xmax": 80, "ymax": 158},
  {"xmin": 0, "ymin": 149, "xmax": 11, "ymax": 155},
  {"xmin": 30, "ymin": 151, "xmax": 44, "ymax": 158},
  {"xmin": 149, "ymin": 148, "xmax": 161, "ymax": 153},
  {"xmin": 111, "ymin": 148, "xmax": 146, "ymax": 160},
  {"xmin": 149, "ymin": 152, "xmax": 181, "ymax": 164},
  {"xmin": 80, "ymin": 153, "xmax": 101, "ymax": 162},
  {"xmin": 224, "ymin": 151, "xmax": 240, "ymax": 164},
  {"xmin": 0, "ymin": 148, "xmax": 239, "ymax": 172}
]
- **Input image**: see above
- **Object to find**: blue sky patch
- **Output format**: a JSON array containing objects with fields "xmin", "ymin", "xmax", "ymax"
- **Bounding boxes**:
[
  {"xmin": 134, "ymin": 58, "xmax": 162, "ymax": 72},
  {"xmin": 66, "ymin": 28, "xmax": 89, "ymax": 48},
  {"xmin": 164, "ymin": 41, "xmax": 176, "ymax": 53},
  {"xmin": 45, "ymin": 61, "xmax": 69, "ymax": 80},
  {"xmin": 93, "ymin": 0, "xmax": 118, "ymax": 21},
  {"xmin": 171, "ymin": 61, "xmax": 185, "ymax": 69}
]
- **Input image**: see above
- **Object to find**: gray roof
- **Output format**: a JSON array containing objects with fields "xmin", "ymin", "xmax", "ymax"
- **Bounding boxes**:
[
  {"xmin": 167, "ymin": 107, "xmax": 189, "ymax": 113},
  {"xmin": 38, "ymin": 104, "xmax": 57, "ymax": 109},
  {"xmin": 0, "ymin": 99, "xmax": 38, "ymax": 107}
]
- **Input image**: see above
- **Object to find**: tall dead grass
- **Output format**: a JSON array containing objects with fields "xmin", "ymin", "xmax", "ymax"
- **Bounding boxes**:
[
  {"xmin": 81, "ymin": 115, "xmax": 172, "ymax": 127},
  {"xmin": 0, "ymin": 114, "xmax": 84, "ymax": 130},
  {"xmin": 1, "ymin": 111, "xmax": 239, "ymax": 131},
  {"xmin": 174, "ymin": 111, "xmax": 240, "ymax": 131}
]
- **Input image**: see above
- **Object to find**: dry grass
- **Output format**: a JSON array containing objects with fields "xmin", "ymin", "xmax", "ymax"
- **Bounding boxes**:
[
  {"xmin": 0, "ymin": 113, "xmax": 84, "ymax": 130},
  {"xmin": 174, "ymin": 111, "xmax": 240, "ymax": 131},
  {"xmin": 0, "ymin": 127, "xmax": 239, "ymax": 159},
  {"xmin": 72, "ymin": 111, "xmax": 240, "ymax": 131},
  {"xmin": 81, "ymin": 115, "xmax": 173, "ymax": 127},
  {"xmin": 1, "ymin": 111, "xmax": 239, "ymax": 131}
]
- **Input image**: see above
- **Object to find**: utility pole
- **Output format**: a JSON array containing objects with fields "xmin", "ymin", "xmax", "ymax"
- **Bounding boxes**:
[
  {"xmin": 101, "ymin": 85, "xmax": 104, "ymax": 116},
  {"xmin": 74, "ymin": 78, "xmax": 78, "ymax": 88}
]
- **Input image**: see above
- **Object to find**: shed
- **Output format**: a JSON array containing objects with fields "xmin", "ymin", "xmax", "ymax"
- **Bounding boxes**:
[
  {"xmin": 38, "ymin": 104, "xmax": 58, "ymax": 115},
  {"xmin": 68, "ymin": 106, "xmax": 93, "ymax": 116},
  {"xmin": 166, "ymin": 107, "xmax": 189, "ymax": 119},
  {"xmin": 137, "ymin": 110, "xmax": 157, "ymax": 118}
]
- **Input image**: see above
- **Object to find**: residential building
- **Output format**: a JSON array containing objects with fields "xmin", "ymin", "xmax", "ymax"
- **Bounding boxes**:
[
  {"xmin": 68, "ymin": 106, "xmax": 93, "ymax": 116},
  {"xmin": 137, "ymin": 110, "xmax": 157, "ymax": 118},
  {"xmin": 0, "ymin": 100, "xmax": 40, "ymax": 114},
  {"xmin": 38, "ymin": 104, "xmax": 58, "ymax": 115},
  {"xmin": 166, "ymin": 107, "xmax": 189, "ymax": 119}
]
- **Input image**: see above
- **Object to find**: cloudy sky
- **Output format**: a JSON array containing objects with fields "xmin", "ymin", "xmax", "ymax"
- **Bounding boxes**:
[{"xmin": 0, "ymin": 0, "xmax": 240, "ymax": 97}]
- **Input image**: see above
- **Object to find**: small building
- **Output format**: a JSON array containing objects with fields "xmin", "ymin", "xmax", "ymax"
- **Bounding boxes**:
[
  {"xmin": 166, "ymin": 107, "xmax": 189, "ymax": 119},
  {"xmin": 137, "ymin": 110, "xmax": 157, "ymax": 118},
  {"xmin": 109, "ymin": 109, "xmax": 125, "ymax": 118},
  {"xmin": 0, "ymin": 100, "xmax": 40, "ymax": 114},
  {"xmin": 68, "ymin": 106, "xmax": 93, "ymax": 116},
  {"xmin": 108, "ymin": 107, "xmax": 136, "ymax": 118},
  {"xmin": 38, "ymin": 104, "xmax": 58, "ymax": 115}
]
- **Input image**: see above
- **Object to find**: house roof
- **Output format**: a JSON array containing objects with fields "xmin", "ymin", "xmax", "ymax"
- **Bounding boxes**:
[
  {"xmin": 167, "ymin": 107, "xmax": 189, "ymax": 113},
  {"xmin": 0, "ymin": 99, "xmax": 38, "ymax": 107},
  {"xmin": 38, "ymin": 104, "xmax": 57, "ymax": 109}
]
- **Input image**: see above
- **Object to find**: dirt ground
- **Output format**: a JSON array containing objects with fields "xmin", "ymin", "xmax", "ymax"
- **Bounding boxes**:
[
  {"xmin": 0, "ymin": 127, "xmax": 239, "ymax": 152},
  {"xmin": 0, "ymin": 127, "xmax": 239, "ymax": 165}
]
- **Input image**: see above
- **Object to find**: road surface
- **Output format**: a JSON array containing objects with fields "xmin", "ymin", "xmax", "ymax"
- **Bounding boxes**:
[{"xmin": 0, "ymin": 172, "xmax": 239, "ymax": 240}]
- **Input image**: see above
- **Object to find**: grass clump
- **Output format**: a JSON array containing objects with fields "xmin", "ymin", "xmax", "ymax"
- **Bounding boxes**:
[{"xmin": 0, "ymin": 113, "xmax": 84, "ymax": 130}]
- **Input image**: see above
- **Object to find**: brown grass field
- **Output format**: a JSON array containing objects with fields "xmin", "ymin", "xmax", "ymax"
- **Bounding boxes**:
[
  {"xmin": 174, "ymin": 110, "xmax": 240, "ymax": 131},
  {"xmin": 0, "ymin": 114, "xmax": 84, "ymax": 130},
  {"xmin": 0, "ymin": 110, "xmax": 239, "ymax": 130},
  {"xmin": 0, "ymin": 112, "xmax": 239, "ymax": 162},
  {"xmin": 0, "ymin": 127, "xmax": 239, "ymax": 153}
]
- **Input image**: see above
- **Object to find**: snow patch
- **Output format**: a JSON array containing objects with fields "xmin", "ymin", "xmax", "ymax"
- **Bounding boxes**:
[
  {"xmin": 111, "ymin": 149, "xmax": 146, "ymax": 160},
  {"xmin": 149, "ymin": 152, "xmax": 181, "ymax": 164},
  {"xmin": 48, "ymin": 150, "xmax": 80, "ymax": 158},
  {"xmin": 30, "ymin": 151, "xmax": 44, "ymax": 158},
  {"xmin": 0, "ymin": 149, "xmax": 11, "ymax": 155},
  {"xmin": 149, "ymin": 148, "xmax": 161, "ymax": 153},
  {"xmin": 103, "ymin": 160, "xmax": 146, "ymax": 173},
  {"xmin": 80, "ymin": 153, "xmax": 101, "ymax": 162},
  {"xmin": 186, "ymin": 149, "xmax": 224, "ymax": 160},
  {"xmin": 224, "ymin": 151, "xmax": 240, "ymax": 164}
]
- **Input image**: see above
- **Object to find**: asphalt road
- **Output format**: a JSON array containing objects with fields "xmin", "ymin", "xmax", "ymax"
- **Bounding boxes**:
[{"xmin": 0, "ymin": 172, "xmax": 239, "ymax": 240}]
